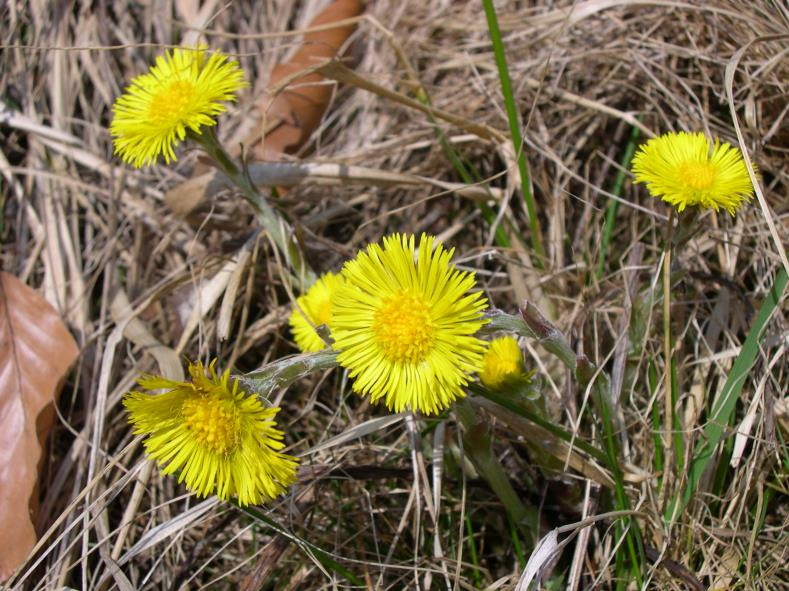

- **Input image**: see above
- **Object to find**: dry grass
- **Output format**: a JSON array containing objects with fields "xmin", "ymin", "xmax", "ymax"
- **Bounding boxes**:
[{"xmin": 1, "ymin": 0, "xmax": 787, "ymax": 589}]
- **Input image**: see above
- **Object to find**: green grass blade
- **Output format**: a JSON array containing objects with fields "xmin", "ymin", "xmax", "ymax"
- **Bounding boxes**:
[
  {"xmin": 464, "ymin": 513, "xmax": 483, "ymax": 587},
  {"xmin": 667, "ymin": 267, "xmax": 788, "ymax": 521},
  {"xmin": 434, "ymin": 124, "xmax": 511, "ymax": 248},
  {"xmin": 508, "ymin": 513, "xmax": 527, "ymax": 568},
  {"xmin": 481, "ymin": 0, "xmax": 545, "ymax": 261}
]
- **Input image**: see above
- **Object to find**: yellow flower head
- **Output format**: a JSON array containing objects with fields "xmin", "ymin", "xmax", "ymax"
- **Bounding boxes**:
[
  {"xmin": 331, "ymin": 233, "xmax": 489, "ymax": 415},
  {"xmin": 111, "ymin": 47, "xmax": 247, "ymax": 167},
  {"xmin": 479, "ymin": 336, "xmax": 528, "ymax": 389},
  {"xmin": 631, "ymin": 131, "xmax": 754, "ymax": 215},
  {"xmin": 123, "ymin": 360, "xmax": 298, "ymax": 505},
  {"xmin": 289, "ymin": 271, "xmax": 344, "ymax": 353}
]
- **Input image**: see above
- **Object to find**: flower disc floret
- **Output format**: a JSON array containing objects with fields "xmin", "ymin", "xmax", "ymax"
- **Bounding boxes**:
[
  {"xmin": 289, "ymin": 271, "xmax": 344, "ymax": 353},
  {"xmin": 374, "ymin": 292, "xmax": 436, "ymax": 363},
  {"xmin": 123, "ymin": 360, "xmax": 298, "ymax": 505},
  {"xmin": 631, "ymin": 131, "xmax": 755, "ymax": 215},
  {"xmin": 111, "ymin": 47, "xmax": 247, "ymax": 167},
  {"xmin": 330, "ymin": 233, "xmax": 489, "ymax": 415}
]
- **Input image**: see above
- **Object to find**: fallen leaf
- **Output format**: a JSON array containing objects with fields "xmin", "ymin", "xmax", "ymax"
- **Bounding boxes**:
[
  {"xmin": 251, "ymin": 0, "xmax": 363, "ymax": 159},
  {"xmin": 0, "ymin": 272, "xmax": 79, "ymax": 581},
  {"xmin": 165, "ymin": 0, "xmax": 363, "ymax": 218}
]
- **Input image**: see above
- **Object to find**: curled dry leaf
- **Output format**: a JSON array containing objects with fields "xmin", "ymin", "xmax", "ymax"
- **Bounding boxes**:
[
  {"xmin": 165, "ymin": 0, "xmax": 363, "ymax": 219},
  {"xmin": 0, "ymin": 272, "xmax": 79, "ymax": 582},
  {"xmin": 250, "ymin": 0, "xmax": 363, "ymax": 159}
]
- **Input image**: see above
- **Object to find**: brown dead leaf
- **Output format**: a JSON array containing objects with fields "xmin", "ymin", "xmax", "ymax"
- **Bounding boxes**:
[
  {"xmin": 165, "ymin": 0, "xmax": 363, "ymax": 218},
  {"xmin": 0, "ymin": 272, "xmax": 79, "ymax": 582},
  {"xmin": 251, "ymin": 0, "xmax": 362, "ymax": 159}
]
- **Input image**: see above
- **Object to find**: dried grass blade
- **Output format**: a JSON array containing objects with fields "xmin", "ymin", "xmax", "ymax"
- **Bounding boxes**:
[
  {"xmin": 118, "ymin": 498, "xmax": 219, "ymax": 565},
  {"xmin": 301, "ymin": 413, "xmax": 405, "ymax": 456}
]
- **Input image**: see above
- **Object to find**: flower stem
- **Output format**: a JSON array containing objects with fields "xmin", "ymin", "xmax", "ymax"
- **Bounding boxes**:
[
  {"xmin": 192, "ymin": 128, "xmax": 316, "ymax": 287},
  {"xmin": 661, "ymin": 209, "xmax": 675, "ymax": 502}
]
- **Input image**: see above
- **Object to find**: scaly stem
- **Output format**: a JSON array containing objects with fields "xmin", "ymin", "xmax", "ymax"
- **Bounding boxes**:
[
  {"xmin": 192, "ymin": 128, "xmax": 316, "ymax": 287},
  {"xmin": 239, "ymin": 349, "xmax": 338, "ymax": 398}
]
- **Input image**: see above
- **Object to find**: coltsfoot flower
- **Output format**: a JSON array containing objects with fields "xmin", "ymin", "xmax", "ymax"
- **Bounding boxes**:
[
  {"xmin": 479, "ymin": 335, "xmax": 529, "ymax": 389},
  {"xmin": 631, "ymin": 131, "xmax": 754, "ymax": 215},
  {"xmin": 289, "ymin": 271, "xmax": 343, "ymax": 353},
  {"xmin": 331, "ymin": 233, "xmax": 489, "ymax": 415},
  {"xmin": 124, "ymin": 360, "xmax": 298, "ymax": 505},
  {"xmin": 111, "ymin": 47, "xmax": 247, "ymax": 167}
]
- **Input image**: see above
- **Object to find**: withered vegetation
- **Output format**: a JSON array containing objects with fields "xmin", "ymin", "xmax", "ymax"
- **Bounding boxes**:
[{"xmin": 1, "ymin": 0, "xmax": 787, "ymax": 589}]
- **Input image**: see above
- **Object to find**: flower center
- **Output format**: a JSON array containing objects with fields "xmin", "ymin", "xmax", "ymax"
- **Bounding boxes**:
[
  {"xmin": 315, "ymin": 298, "xmax": 333, "ymax": 326},
  {"xmin": 149, "ymin": 80, "xmax": 196, "ymax": 124},
  {"xmin": 678, "ymin": 161, "xmax": 716, "ymax": 190},
  {"xmin": 491, "ymin": 358, "xmax": 519, "ymax": 381},
  {"xmin": 374, "ymin": 292, "xmax": 436, "ymax": 363},
  {"xmin": 182, "ymin": 394, "xmax": 239, "ymax": 454}
]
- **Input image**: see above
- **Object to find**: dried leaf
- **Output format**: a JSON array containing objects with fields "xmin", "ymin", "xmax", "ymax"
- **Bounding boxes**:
[
  {"xmin": 0, "ymin": 272, "xmax": 79, "ymax": 581},
  {"xmin": 252, "ymin": 0, "xmax": 363, "ymax": 159},
  {"xmin": 165, "ymin": 0, "xmax": 363, "ymax": 217},
  {"xmin": 515, "ymin": 529, "xmax": 561, "ymax": 591}
]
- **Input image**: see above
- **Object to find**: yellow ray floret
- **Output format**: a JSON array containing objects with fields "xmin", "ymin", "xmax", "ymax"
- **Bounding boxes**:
[
  {"xmin": 289, "ymin": 271, "xmax": 344, "ymax": 353},
  {"xmin": 479, "ymin": 335, "xmax": 529, "ymax": 389},
  {"xmin": 631, "ymin": 131, "xmax": 755, "ymax": 215},
  {"xmin": 123, "ymin": 360, "xmax": 298, "ymax": 506},
  {"xmin": 111, "ymin": 47, "xmax": 247, "ymax": 168},
  {"xmin": 331, "ymin": 233, "xmax": 489, "ymax": 415}
]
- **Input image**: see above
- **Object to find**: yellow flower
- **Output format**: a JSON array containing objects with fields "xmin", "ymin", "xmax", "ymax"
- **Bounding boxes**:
[
  {"xmin": 288, "ymin": 271, "xmax": 343, "ymax": 353},
  {"xmin": 123, "ymin": 360, "xmax": 298, "ymax": 505},
  {"xmin": 111, "ymin": 47, "xmax": 247, "ymax": 167},
  {"xmin": 479, "ymin": 336, "xmax": 528, "ymax": 389},
  {"xmin": 331, "ymin": 233, "xmax": 489, "ymax": 415},
  {"xmin": 631, "ymin": 131, "xmax": 754, "ymax": 215}
]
